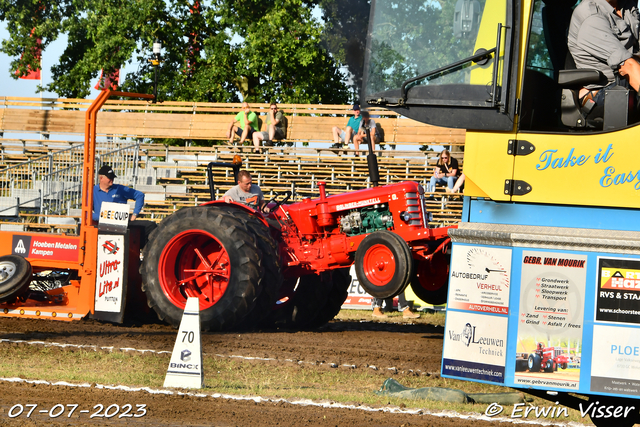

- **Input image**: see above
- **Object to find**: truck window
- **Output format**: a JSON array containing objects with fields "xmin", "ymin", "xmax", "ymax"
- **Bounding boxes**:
[
  {"xmin": 519, "ymin": 0, "xmax": 575, "ymax": 132},
  {"xmin": 364, "ymin": 0, "xmax": 519, "ymax": 131},
  {"xmin": 364, "ymin": 0, "xmax": 488, "ymax": 93}
]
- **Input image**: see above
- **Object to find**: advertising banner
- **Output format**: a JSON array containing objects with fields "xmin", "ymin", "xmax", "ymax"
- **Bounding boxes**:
[
  {"xmin": 448, "ymin": 246, "xmax": 512, "ymax": 315},
  {"xmin": 442, "ymin": 310, "xmax": 508, "ymax": 383},
  {"xmin": 12, "ymin": 234, "xmax": 79, "ymax": 262},
  {"xmin": 591, "ymin": 324, "xmax": 640, "ymax": 396},
  {"xmin": 595, "ymin": 258, "xmax": 640, "ymax": 325},
  {"xmin": 513, "ymin": 251, "xmax": 586, "ymax": 390},
  {"xmin": 94, "ymin": 234, "xmax": 126, "ymax": 315}
]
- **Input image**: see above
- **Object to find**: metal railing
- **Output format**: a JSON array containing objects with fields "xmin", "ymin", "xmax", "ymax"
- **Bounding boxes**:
[{"xmin": 0, "ymin": 138, "xmax": 141, "ymax": 218}]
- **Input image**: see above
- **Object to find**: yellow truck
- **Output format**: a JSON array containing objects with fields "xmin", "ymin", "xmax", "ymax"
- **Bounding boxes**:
[{"xmin": 365, "ymin": 0, "xmax": 640, "ymax": 425}]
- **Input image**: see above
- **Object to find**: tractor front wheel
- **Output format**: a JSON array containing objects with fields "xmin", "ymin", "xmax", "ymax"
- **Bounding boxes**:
[
  {"xmin": 141, "ymin": 207, "xmax": 262, "ymax": 331},
  {"xmin": 0, "ymin": 255, "xmax": 32, "ymax": 303},
  {"xmin": 355, "ymin": 231, "xmax": 413, "ymax": 299},
  {"xmin": 410, "ymin": 249, "xmax": 449, "ymax": 306}
]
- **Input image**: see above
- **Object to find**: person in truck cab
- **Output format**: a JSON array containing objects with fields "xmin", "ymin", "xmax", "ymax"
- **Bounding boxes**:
[{"xmin": 568, "ymin": 0, "xmax": 640, "ymax": 112}]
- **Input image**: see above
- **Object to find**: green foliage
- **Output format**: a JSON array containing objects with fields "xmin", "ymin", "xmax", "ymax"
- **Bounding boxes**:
[
  {"xmin": 0, "ymin": 0, "xmax": 349, "ymax": 105},
  {"xmin": 318, "ymin": 0, "xmax": 370, "ymax": 101},
  {"xmin": 365, "ymin": 0, "xmax": 485, "ymax": 94}
]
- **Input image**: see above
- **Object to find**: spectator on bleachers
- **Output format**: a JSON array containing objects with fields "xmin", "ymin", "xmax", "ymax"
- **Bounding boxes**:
[
  {"xmin": 253, "ymin": 102, "xmax": 286, "ymax": 153},
  {"xmin": 428, "ymin": 150, "xmax": 459, "ymax": 193},
  {"xmin": 331, "ymin": 104, "xmax": 362, "ymax": 150},
  {"xmin": 446, "ymin": 172, "xmax": 465, "ymax": 194},
  {"xmin": 227, "ymin": 102, "xmax": 259, "ymax": 146},
  {"xmin": 352, "ymin": 111, "xmax": 381, "ymax": 156}
]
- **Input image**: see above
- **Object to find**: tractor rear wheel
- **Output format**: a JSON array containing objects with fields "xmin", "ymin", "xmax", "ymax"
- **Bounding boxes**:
[
  {"xmin": 355, "ymin": 231, "xmax": 413, "ymax": 299},
  {"xmin": 527, "ymin": 353, "xmax": 541, "ymax": 372},
  {"xmin": 0, "ymin": 255, "xmax": 32, "ymax": 303},
  {"xmin": 222, "ymin": 208, "xmax": 283, "ymax": 330},
  {"xmin": 305, "ymin": 268, "xmax": 352, "ymax": 329},
  {"xmin": 141, "ymin": 207, "xmax": 262, "ymax": 331},
  {"xmin": 410, "ymin": 249, "xmax": 449, "ymax": 306}
]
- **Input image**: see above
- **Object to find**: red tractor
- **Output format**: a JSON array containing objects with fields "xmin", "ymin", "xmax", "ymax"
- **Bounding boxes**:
[
  {"xmin": 518, "ymin": 343, "xmax": 571, "ymax": 373},
  {"xmin": 140, "ymin": 153, "xmax": 454, "ymax": 331}
]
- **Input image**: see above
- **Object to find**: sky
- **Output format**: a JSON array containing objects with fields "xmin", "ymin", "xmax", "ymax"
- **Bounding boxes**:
[
  {"xmin": 0, "ymin": 6, "xmax": 326, "ymax": 102},
  {"xmin": 0, "ymin": 23, "xmax": 134, "ymax": 101}
]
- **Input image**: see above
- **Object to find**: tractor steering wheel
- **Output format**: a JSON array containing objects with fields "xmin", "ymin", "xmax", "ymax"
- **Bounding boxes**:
[{"xmin": 263, "ymin": 191, "xmax": 292, "ymax": 214}]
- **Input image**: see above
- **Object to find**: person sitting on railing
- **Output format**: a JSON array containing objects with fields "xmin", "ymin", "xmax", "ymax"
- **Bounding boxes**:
[
  {"xmin": 352, "ymin": 111, "xmax": 381, "ymax": 156},
  {"xmin": 331, "ymin": 104, "xmax": 362, "ymax": 150},
  {"xmin": 252, "ymin": 102, "xmax": 286, "ymax": 153},
  {"xmin": 227, "ymin": 102, "xmax": 260, "ymax": 147}
]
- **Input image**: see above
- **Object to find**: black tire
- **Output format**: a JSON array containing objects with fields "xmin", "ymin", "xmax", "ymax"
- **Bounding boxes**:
[
  {"xmin": 0, "ymin": 255, "xmax": 32, "ymax": 302},
  {"xmin": 355, "ymin": 231, "xmax": 413, "ymax": 299},
  {"xmin": 560, "ymin": 362, "xmax": 568, "ymax": 369},
  {"xmin": 527, "ymin": 353, "xmax": 541, "ymax": 372},
  {"xmin": 410, "ymin": 249, "xmax": 450, "ymax": 306},
  {"xmin": 544, "ymin": 359, "xmax": 554, "ymax": 373},
  {"xmin": 221, "ymin": 208, "xmax": 283, "ymax": 330},
  {"xmin": 515, "ymin": 359, "xmax": 528, "ymax": 372},
  {"xmin": 265, "ymin": 272, "xmax": 333, "ymax": 330},
  {"xmin": 140, "ymin": 206, "xmax": 262, "ymax": 331},
  {"xmin": 305, "ymin": 268, "xmax": 352, "ymax": 329}
]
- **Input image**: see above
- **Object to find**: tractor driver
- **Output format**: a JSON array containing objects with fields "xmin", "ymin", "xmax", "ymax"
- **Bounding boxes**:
[
  {"xmin": 568, "ymin": 0, "xmax": 640, "ymax": 112},
  {"xmin": 223, "ymin": 170, "xmax": 269, "ymax": 212}
]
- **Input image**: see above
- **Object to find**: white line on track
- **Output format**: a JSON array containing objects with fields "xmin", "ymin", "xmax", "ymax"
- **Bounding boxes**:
[
  {"xmin": 0, "ymin": 377, "xmax": 588, "ymax": 426},
  {"xmin": 0, "ymin": 338, "xmax": 440, "ymax": 375}
]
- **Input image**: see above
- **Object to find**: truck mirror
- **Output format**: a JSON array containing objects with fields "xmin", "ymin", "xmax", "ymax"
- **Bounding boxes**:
[{"xmin": 453, "ymin": 0, "xmax": 482, "ymax": 38}]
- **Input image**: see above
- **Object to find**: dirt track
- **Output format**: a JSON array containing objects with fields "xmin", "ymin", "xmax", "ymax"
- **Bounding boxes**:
[{"xmin": 0, "ymin": 316, "xmax": 564, "ymax": 426}]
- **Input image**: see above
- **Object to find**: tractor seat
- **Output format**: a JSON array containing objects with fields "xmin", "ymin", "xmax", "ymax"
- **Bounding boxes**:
[{"xmin": 558, "ymin": 68, "xmax": 606, "ymax": 129}]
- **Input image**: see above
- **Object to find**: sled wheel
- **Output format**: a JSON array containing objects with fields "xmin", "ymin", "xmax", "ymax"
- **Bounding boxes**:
[
  {"xmin": 305, "ymin": 268, "xmax": 352, "ymax": 329},
  {"xmin": 515, "ymin": 359, "xmax": 528, "ymax": 372},
  {"xmin": 141, "ymin": 206, "xmax": 262, "ymax": 331},
  {"xmin": 410, "ymin": 249, "xmax": 449, "ymax": 306},
  {"xmin": 355, "ymin": 231, "xmax": 413, "ymax": 298},
  {"xmin": 527, "ymin": 353, "xmax": 541, "ymax": 372},
  {"xmin": 0, "ymin": 255, "xmax": 32, "ymax": 302},
  {"xmin": 221, "ymin": 208, "xmax": 283, "ymax": 330}
]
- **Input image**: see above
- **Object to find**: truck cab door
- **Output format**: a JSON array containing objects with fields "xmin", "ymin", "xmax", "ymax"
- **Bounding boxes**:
[
  {"xmin": 512, "ymin": 0, "xmax": 640, "ymax": 210},
  {"xmin": 365, "ymin": 0, "xmax": 520, "ymax": 201}
]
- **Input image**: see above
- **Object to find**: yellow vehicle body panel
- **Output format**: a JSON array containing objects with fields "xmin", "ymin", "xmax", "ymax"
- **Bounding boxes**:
[
  {"xmin": 461, "ymin": 131, "xmax": 515, "ymax": 201},
  {"xmin": 511, "ymin": 130, "xmax": 640, "ymax": 207}
]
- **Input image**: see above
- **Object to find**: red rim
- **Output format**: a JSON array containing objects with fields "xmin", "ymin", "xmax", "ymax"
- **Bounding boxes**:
[
  {"xmin": 416, "ymin": 252, "xmax": 448, "ymax": 291},
  {"xmin": 159, "ymin": 229, "xmax": 231, "ymax": 310},
  {"xmin": 362, "ymin": 243, "xmax": 396, "ymax": 287}
]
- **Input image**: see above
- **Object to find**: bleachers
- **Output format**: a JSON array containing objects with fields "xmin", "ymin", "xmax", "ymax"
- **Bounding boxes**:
[{"xmin": 0, "ymin": 97, "xmax": 466, "ymax": 230}]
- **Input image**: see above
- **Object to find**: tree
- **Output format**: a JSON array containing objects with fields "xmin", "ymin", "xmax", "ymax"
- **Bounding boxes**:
[
  {"xmin": 318, "ymin": 0, "xmax": 370, "ymax": 102},
  {"xmin": 0, "ymin": 0, "xmax": 349, "ymax": 104}
]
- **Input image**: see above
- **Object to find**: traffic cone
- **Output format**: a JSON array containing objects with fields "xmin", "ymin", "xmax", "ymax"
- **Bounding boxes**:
[{"xmin": 163, "ymin": 297, "xmax": 203, "ymax": 389}]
